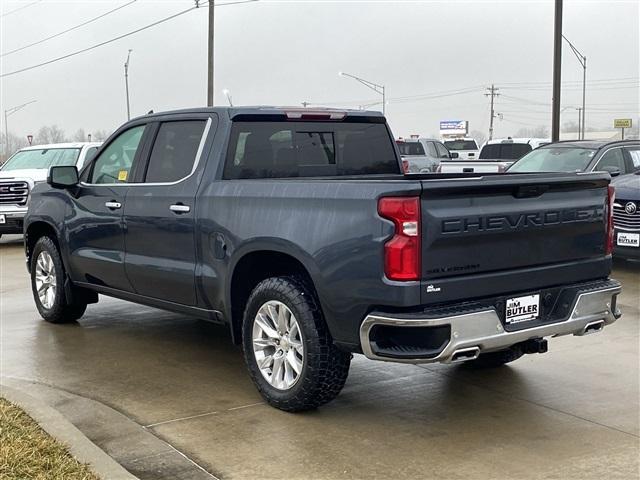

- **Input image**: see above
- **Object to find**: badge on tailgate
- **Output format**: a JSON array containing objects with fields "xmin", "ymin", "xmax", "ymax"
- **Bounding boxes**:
[{"xmin": 505, "ymin": 294, "xmax": 540, "ymax": 324}]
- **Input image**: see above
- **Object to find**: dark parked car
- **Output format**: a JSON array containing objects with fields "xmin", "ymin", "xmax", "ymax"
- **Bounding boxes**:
[
  {"xmin": 508, "ymin": 140, "xmax": 640, "ymax": 176},
  {"xmin": 612, "ymin": 171, "xmax": 640, "ymax": 260},
  {"xmin": 24, "ymin": 107, "xmax": 622, "ymax": 411}
]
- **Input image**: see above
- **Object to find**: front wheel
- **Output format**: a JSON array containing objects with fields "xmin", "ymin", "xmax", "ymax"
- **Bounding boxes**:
[
  {"xmin": 242, "ymin": 276, "xmax": 351, "ymax": 412},
  {"xmin": 30, "ymin": 236, "xmax": 87, "ymax": 323}
]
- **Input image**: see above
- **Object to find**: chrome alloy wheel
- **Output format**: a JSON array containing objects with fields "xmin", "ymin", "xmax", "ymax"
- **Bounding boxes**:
[
  {"xmin": 34, "ymin": 251, "xmax": 57, "ymax": 309},
  {"xmin": 252, "ymin": 300, "xmax": 304, "ymax": 390}
]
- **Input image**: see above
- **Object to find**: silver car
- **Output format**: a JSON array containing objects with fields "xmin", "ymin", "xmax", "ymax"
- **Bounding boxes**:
[{"xmin": 396, "ymin": 137, "xmax": 454, "ymax": 173}]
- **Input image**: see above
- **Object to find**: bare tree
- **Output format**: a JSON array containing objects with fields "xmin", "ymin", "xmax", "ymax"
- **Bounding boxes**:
[
  {"xmin": 71, "ymin": 128, "xmax": 87, "ymax": 142},
  {"xmin": 90, "ymin": 129, "xmax": 112, "ymax": 142},
  {"xmin": 1, "ymin": 131, "xmax": 30, "ymax": 163},
  {"xmin": 35, "ymin": 125, "xmax": 67, "ymax": 144},
  {"xmin": 515, "ymin": 125, "xmax": 549, "ymax": 138},
  {"xmin": 562, "ymin": 121, "xmax": 580, "ymax": 133}
]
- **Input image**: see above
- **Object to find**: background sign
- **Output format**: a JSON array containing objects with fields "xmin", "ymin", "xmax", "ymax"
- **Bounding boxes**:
[
  {"xmin": 614, "ymin": 118, "xmax": 632, "ymax": 129},
  {"xmin": 439, "ymin": 120, "xmax": 468, "ymax": 136}
]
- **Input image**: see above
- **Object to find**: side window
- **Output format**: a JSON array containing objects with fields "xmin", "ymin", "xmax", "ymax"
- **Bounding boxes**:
[
  {"xmin": 425, "ymin": 141, "xmax": 438, "ymax": 157},
  {"xmin": 625, "ymin": 147, "xmax": 640, "ymax": 171},
  {"xmin": 145, "ymin": 121, "xmax": 206, "ymax": 183},
  {"xmin": 596, "ymin": 148, "xmax": 626, "ymax": 173},
  {"xmin": 91, "ymin": 126, "xmax": 145, "ymax": 184},
  {"xmin": 435, "ymin": 142, "xmax": 450, "ymax": 158}
]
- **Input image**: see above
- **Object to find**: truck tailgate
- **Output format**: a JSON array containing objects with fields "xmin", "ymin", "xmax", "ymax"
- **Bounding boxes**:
[{"xmin": 419, "ymin": 172, "xmax": 611, "ymax": 304}]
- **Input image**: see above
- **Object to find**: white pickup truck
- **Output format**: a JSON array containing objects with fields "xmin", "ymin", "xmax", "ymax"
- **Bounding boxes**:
[
  {"xmin": 0, "ymin": 142, "xmax": 101, "ymax": 237},
  {"xmin": 438, "ymin": 138, "xmax": 550, "ymax": 173},
  {"xmin": 442, "ymin": 138, "xmax": 480, "ymax": 160}
]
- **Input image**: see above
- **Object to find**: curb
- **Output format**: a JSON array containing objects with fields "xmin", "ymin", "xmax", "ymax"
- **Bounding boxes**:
[{"xmin": 1, "ymin": 382, "xmax": 139, "ymax": 480}]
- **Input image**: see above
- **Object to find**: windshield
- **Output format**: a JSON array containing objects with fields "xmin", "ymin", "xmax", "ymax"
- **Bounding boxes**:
[
  {"xmin": 508, "ymin": 147, "xmax": 597, "ymax": 173},
  {"xmin": 1, "ymin": 148, "xmax": 81, "ymax": 171},
  {"xmin": 444, "ymin": 140, "xmax": 478, "ymax": 151},
  {"xmin": 479, "ymin": 143, "xmax": 532, "ymax": 160},
  {"xmin": 396, "ymin": 141, "xmax": 425, "ymax": 156}
]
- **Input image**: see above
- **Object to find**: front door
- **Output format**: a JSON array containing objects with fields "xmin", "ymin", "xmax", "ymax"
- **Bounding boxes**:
[
  {"xmin": 66, "ymin": 124, "xmax": 147, "ymax": 291},
  {"xmin": 124, "ymin": 117, "xmax": 212, "ymax": 306}
]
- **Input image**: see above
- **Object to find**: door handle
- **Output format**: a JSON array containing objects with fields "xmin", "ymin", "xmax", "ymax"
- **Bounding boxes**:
[
  {"xmin": 169, "ymin": 204, "xmax": 191, "ymax": 214},
  {"xmin": 105, "ymin": 201, "xmax": 122, "ymax": 210}
]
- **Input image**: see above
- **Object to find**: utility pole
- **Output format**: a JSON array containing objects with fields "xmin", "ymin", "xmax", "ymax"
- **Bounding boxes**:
[
  {"xmin": 551, "ymin": 0, "xmax": 563, "ymax": 142},
  {"xmin": 485, "ymin": 84, "xmax": 500, "ymax": 140},
  {"xmin": 124, "ymin": 49, "xmax": 132, "ymax": 120},
  {"xmin": 207, "ymin": 0, "xmax": 215, "ymax": 106}
]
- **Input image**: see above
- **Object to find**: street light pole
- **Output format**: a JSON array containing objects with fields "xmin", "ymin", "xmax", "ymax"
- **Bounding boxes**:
[
  {"xmin": 562, "ymin": 35, "xmax": 587, "ymax": 140},
  {"xmin": 4, "ymin": 100, "xmax": 37, "ymax": 158},
  {"xmin": 124, "ymin": 49, "xmax": 133, "ymax": 120},
  {"xmin": 338, "ymin": 71, "xmax": 386, "ymax": 115},
  {"xmin": 207, "ymin": 0, "xmax": 215, "ymax": 106}
]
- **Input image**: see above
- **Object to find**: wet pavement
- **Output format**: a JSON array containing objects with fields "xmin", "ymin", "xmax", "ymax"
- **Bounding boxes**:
[{"xmin": 1, "ymin": 234, "xmax": 639, "ymax": 479}]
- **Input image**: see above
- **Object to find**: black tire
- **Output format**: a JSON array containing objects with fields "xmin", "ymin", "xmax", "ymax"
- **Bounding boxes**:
[
  {"xmin": 465, "ymin": 345, "xmax": 524, "ymax": 369},
  {"xmin": 30, "ymin": 236, "xmax": 87, "ymax": 324},
  {"xmin": 242, "ymin": 276, "xmax": 351, "ymax": 412}
]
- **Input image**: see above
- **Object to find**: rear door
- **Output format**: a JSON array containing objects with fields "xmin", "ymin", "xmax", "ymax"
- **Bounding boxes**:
[
  {"xmin": 123, "ymin": 116, "xmax": 214, "ymax": 306},
  {"xmin": 67, "ymin": 124, "xmax": 148, "ymax": 290},
  {"xmin": 419, "ymin": 173, "xmax": 611, "ymax": 304}
]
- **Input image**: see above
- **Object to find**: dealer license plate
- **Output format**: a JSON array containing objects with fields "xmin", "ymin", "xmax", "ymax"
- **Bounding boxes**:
[
  {"xmin": 0, "ymin": 214, "xmax": 5, "ymax": 224},
  {"xmin": 505, "ymin": 294, "xmax": 540, "ymax": 324},
  {"xmin": 617, "ymin": 232, "xmax": 639, "ymax": 248}
]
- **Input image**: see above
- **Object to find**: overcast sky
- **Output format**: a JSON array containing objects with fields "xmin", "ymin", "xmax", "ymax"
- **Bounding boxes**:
[{"xmin": 1, "ymin": 0, "xmax": 638, "ymax": 142}]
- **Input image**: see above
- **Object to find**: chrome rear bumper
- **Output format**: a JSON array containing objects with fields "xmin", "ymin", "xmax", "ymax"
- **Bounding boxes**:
[{"xmin": 359, "ymin": 282, "xmax": 622, "ymax": 364}]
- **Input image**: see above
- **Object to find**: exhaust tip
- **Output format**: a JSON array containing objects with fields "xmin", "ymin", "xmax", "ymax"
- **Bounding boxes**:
[
  {"xmin": 580, "ymin": 320, "xmax": 605, "ymax": 336},
  {"xmin": 450, "ymin": 346, "xmax": 480, "ymax": 363}
]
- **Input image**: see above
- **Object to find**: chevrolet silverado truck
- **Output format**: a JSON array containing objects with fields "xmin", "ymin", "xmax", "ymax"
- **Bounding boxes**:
[
  {"xmin": 24, "ymin": 107, "xmax": 622, "ymax": 412},
  {"xmin": 0, "ymin": 142, "xmax": 101, "ymax": 238}
]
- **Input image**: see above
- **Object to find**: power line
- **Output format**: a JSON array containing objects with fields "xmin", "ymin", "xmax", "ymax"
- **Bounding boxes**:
[
  {"xmin": 1, "ymin": 0, "xmax": 41, "ymax": 18},
  {"xmin": 0, "ymin": 0, "xmax": 258, "ymax": 78},
  {"xmin": 1, "ymin": 0, "xmax": 138, "ymax": 58}
]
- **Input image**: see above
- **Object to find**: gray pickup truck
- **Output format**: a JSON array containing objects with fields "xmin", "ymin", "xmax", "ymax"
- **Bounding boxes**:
[{"xmin": 24, "ymin": 107, "xmax": 621, "ymax": 411}]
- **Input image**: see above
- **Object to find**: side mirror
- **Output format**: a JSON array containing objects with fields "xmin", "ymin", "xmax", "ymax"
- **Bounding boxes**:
[
  {"xmin": 48, "ymin": 166, "xmax": 79, "ymax": 188},
  {"xmin": 601, "ymin": 166, "xmax": 621, "ymax": 177},
  {"xmin": 450, "ymin": 152, "xmax": 459, "ymax": 159}
]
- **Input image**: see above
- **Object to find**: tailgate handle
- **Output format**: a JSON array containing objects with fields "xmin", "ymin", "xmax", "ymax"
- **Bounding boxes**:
[
  {"xmin": 515, "ymin": 185, "xmax": 549, "ymax": 198},
  {"xmin": 463, "ymin": 167, "xmax": 474, "ymax": 173}
]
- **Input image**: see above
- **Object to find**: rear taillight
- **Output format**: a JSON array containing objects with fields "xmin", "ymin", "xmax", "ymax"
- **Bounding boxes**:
[
  {"xmin": 606, "ymin": 185, "xmax": 615, "ymax": 255},
  {"xmin": 402, "ymin": 159, "xmax": 410, "ymax": 173},
  {"xmin": 378, "ymin": 196, "xmax": 421, "ymax": 281}
]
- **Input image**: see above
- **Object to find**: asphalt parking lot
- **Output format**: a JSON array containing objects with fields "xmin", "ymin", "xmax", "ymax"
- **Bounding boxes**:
[{"xmin": 1, "ymin": 234, "xmax": 639, "ymax": 480}]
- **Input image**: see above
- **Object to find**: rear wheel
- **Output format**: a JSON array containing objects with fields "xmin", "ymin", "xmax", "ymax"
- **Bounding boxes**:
[
  {"xmin": 242, "ymin": 276, "xmax": 351, "ymax": 412},
  {"xmin": 465, "ymin": 345, "xmax": 524, "ymax": 369},
  {"xmin": 30, "ymin": 236, "xmax": 87, "ymax": 323}
]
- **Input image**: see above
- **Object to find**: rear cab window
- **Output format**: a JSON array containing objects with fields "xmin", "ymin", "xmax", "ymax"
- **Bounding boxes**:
[
  {"xmin": 224, "ymin": 120, "xmax": 399, "ymax": 179},
  {"xmin": 396, "ymin": 141, "xmax": 425, "ymax": 156},
  {"xmin": 443, "ymin": 140, "xmax": 478, "ymax": 151},
  {"xmin": 479, "ymin": 143, "xmax": 533, "ymax": 160}
]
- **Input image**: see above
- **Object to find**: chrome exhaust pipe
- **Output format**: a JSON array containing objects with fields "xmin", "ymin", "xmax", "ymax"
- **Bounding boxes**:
[
  {"xmin": 450, "ymin": 346, "xmax": 480, "ymax": 363},
  {"xmin": 579, "ymin": 320, "xmax": 605, "ymax": 336}
]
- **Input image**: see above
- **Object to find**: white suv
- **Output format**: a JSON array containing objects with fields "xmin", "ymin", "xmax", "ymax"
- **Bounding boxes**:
[{"xmin": 0, "ymin": 142, "xmax": 101, "ymax": 237}]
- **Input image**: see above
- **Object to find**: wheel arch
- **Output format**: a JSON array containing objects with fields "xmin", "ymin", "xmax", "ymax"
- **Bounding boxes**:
[
  {"xmin": 25, "ymin": 221, "xmax": 63, "ymax": 272},
  {"xmin": 227, "ymin": 242, "xmax": 324, "ymax": 345}
]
